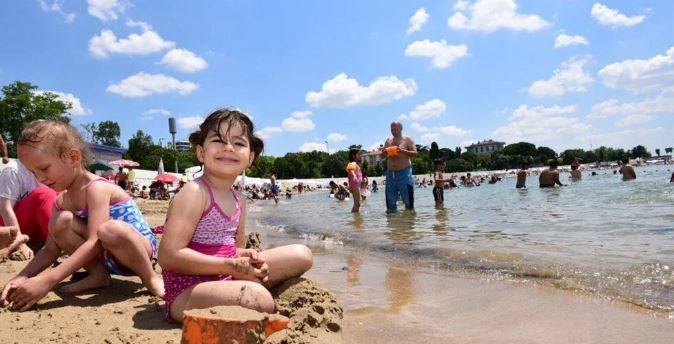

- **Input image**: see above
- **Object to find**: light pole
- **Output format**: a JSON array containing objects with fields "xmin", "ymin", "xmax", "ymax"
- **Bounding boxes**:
[{"xmin": 324, "ymin": 140, "xmax": 330, "ymax": 154}]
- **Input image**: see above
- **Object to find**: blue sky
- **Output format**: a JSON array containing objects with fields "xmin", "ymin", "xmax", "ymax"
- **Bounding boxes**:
[{"xmin": 1, "ymin": 0, "xmax": 672, "ymax": 156}]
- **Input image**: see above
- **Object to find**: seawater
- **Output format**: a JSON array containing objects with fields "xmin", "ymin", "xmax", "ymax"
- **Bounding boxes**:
[{"xmin": 249, "ymin": 165, "xmax": 674, "ymax": 312}]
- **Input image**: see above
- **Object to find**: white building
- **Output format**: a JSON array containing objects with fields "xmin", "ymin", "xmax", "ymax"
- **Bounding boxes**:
[{"xmin": 465, "ymin": 140, "xmax": 505, "ymax": 155}]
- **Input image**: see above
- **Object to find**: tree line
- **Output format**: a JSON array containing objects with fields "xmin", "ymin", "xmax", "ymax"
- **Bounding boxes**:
[{"xmin": 2, "ymin": 80, "xmax": 671, "ymax": 179}]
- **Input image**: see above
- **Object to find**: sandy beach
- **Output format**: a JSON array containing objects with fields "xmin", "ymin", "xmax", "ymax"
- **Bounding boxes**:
[{"xmin": 1, "ymin": 198, "xmax": 673, "ymax": 343}]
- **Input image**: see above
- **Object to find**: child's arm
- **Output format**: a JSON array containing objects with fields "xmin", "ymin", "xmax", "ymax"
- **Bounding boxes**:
[{"xmin": 158, "ymin": 183, "xmax": 266, "ymax": 281}]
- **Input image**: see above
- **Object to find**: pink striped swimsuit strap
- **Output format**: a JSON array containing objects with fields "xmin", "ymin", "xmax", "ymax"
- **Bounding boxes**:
[{"xmin": 198, "ymin": 177, "xmax": 241, "ymax": 216}]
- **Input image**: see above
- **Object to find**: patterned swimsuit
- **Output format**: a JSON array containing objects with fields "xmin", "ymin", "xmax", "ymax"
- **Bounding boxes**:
[
  {"xmin": 162, "ymin": 177, "xmax": 241, "ymax": 321},
  {"xmin": 54, "ymin": 178, "xmax": 157, "ymax": 275}
]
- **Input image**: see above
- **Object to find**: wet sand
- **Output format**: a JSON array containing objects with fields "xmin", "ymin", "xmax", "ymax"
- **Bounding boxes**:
[{"xmin": 304, "ymin": 249, "xmax": 674, "ymax": 343}]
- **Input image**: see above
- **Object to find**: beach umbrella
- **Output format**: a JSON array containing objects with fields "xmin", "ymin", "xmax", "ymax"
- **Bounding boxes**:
[
  {"xmin": 110, "ymin": 159, "xmax": 140, "ymax": 167},
  {"xmin": 158, "ymin": 157, "xmax": 165, "ymax": 174},
  {"xmin": 155, "ymin": 173, "xmax": 178, "ymax": 184},
  {"xmin": 87, "ymin": 159, "xmax": 113, "ymax": 172}
]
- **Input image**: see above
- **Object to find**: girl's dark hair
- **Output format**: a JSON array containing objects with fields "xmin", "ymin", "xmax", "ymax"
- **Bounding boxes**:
[
  {"xmin": 188, "ymin": 108, "xmax": 264, "ymax": 161},
  {"xmin": 348, "ymin": 147, "xmax": 360, "ymax": 162},
  {"xmin": 18, "ymin": 120, "xmax": 92, "ymax": 165}
]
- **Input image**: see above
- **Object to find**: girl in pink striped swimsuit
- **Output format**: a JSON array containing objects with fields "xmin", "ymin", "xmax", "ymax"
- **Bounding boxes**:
[{"xmin": 158, "ymin": 109, "xmax": 313, "ymax": 322}]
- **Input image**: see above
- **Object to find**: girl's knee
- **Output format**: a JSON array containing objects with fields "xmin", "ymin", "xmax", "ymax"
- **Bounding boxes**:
[
  {"xmin": 49, "ymin": 211, "xmax": 73, "ymax": 237},
  {"xmin": 290, "ymin": 244, "xmax": 313, "ymax": 271},
  {"xmin": 98, "ymin": 220, "xmax": 129, "ymax": 246},
  {"xmin": 241, "ymin": 283, "xmax": 275, "ymax": 313}
]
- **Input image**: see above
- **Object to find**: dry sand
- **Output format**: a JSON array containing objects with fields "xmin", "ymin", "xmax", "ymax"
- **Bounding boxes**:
[{"xmin": 0, "ymin": 199, "xmax": 343, "ymax": 344}]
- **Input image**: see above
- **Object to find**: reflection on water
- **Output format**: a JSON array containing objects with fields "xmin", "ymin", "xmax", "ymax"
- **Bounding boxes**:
[{"xmin": 251, "ymin": 165, "xmax": 674, "ymax": 311}]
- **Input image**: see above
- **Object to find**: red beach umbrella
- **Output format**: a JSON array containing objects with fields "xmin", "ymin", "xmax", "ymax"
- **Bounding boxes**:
[
  {"xmin": 155, "ymin": 173, "xmax": 178, "ymax": 184},
  {"xmin": 110, "ymin": 159, "xmax": 140, "ymax": 167}
]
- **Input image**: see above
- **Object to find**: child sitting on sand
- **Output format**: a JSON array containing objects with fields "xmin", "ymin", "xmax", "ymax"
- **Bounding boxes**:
[
  {"xmin": 158, "ymin": 109, "xmax": 313, "ymax": 322},
  {"xmin": 346, "ymin": 148, "xmax": 363, "ymax": 213},
  {"xmin": 1, "ymin": 120, "xmax": 162, "ymax": 311}
]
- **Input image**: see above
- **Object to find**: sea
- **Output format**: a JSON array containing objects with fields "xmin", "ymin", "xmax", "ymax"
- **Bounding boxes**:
[{"xmin": 249, "ymin": 165, "xmax": 674, "ymax": 314}]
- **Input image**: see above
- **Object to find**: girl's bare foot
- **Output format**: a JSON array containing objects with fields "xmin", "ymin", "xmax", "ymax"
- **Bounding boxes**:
[
  {"xmin": 142, "ymin": 272, "xmax": 165, "ymax": 298},
  {"xmin": 60, "ymin": 271, "xmax": 111, "ymax": 293}
]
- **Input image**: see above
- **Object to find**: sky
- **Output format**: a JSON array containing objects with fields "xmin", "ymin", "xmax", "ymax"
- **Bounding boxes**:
[{"xmin": 1, "ymin": 0, "xmax": 672, "ymax": 156}]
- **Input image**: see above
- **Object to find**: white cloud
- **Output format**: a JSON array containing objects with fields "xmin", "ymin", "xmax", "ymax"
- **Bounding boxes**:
[
  {"xmin": 106, "ymin": 72, "xmax": 198, "ymax": 97},
  {"xmin": 528, "ymin": 57, "xmax": 593, "ymax": 97},
  {"xmin": 399, "ymin": 99, "xmax": 447, "ymax": 121},
  {"xmin": 417, "ymin": 124, "xmax": 471, "ymax": 144},
  {"xmin": 616, "ymin": 114, "xmax": 655, "ymax": 128},
  {"xmin": 407, "ymin": 8, "xmax": 429, "ymax": 34},
  {"xmin": 89, "ymin": 29, "xmax": 175, "ymax": 58},
  {"xmin": 598, "ymin": 46, "xmax": 674, "ymax": 93},
  {"xmin": 588, "ymin": 91, "xmax": 674, "ymax": 120},
  {"xmin": 177, "ymin": 116, "xmax": 204, "ymax": 130},
  {"xmin": 454, "ymin": 1, "xmax": 470, "ymax": 11},
  {"xmin": 405, "ymin": 40, "xmax": 468, "ymax": 69},
  {"xmin": 554, "ymin": 33, "xmax": 589, "ymax": 49},
  {"xmin": 327, "ymin": 133, "xmax": 347, "ymax": 142},
  {"xmin": 125, "ymin": 19, "xmax": 152, "ymax": 32},
  {"xmin": 420, "ymin": 133, "xmax": 441, "ymax": 143},
  {"xmin": 141, "ymin": 108, "xmax": 171, "ymax": 120},
  {"xmin": 35, "ymin": 90, "xmax": 91, "ymax": 116},
  {"xmin": 87, "ymin": 0, "xmax": 128, "ymax": 22},
  {"xmin": 257, "ymin": 126, "xmax": 282, "ymax": 140},
  {"xmin": 492, "ymin": 104, "xmax": 591, "ymax": 145},
  {"xmin": 306, "ymin": 73, "xmax": 417, "ymax": 108},
  {"xmin": 591, "ymin": 3, "xmax": 645, "ymax": 28},
  {"xmin": 410, "ymin": 122, "xmax": 429, "ymax": 133},
  {"xmin": 448, "ymin": 0, "xmax": 549, "ymax": 33},
  {"xmin": 38, "ymin": 0, "xmax": 76, "ymax": 23},
  {"xmin": 281, "ymin": 111, "xmax": 315, "ymax": 132},
  {"xmin": 298, "ymin": 142, "xmax": 327, "ymax": 153},
  {"xmin": 160, "ymin": 48, "xmax": 208, "ymax": 73},
  {"xmin": 438, "ymin": 125, "xmax": 471, "ymax": 137}
]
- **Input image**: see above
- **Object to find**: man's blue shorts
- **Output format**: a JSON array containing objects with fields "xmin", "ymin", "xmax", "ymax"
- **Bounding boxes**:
[{"xmin": 385, "ymin": 167, "xmax": 414, "ymax": 212}]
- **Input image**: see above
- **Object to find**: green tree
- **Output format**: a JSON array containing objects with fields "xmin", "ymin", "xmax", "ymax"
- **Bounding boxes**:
[
  {"xmin": 248, "ymin": 155, "xmax": 275, "ymax": 177},
  {"xmin": 0, "ymin": 81, "xmax": 71, "ymax": 156},
  {"xmin": 502, "ymin": 142, "xmax": 537, "ymax": 158},
  {"xmin": 80, "ymin": 122, "xmax": 98, "ymax": 143},
  {"xmin": 429, "ymin": 142, "xmax": 439, "ymax": 163},
  {"xmin": 560, "ymin": 149, "xmax": 586, "ymax": 165},
  {"xmin": 127, "ymin": 130, "xmax": 153, "ymax": 163},
  {"xmin": 536, "ymin": 146, "xmax": 556, "ymax": 164},
  {"xmin": 655, "ymin": 148, "xmax": 661, "ymax": 156},
  {"xmin": 95, "ymin": 120, "xmax": 121, "ymax": 147},
  {"xmin": 630, "ymin": 145, "xmax": 650, "ymax": 159},
  {"xmin": 665, "ymin": 147, "xmax": 673, "ymax": 154}
]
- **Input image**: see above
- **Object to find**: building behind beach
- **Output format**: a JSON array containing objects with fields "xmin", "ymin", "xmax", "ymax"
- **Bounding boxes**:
[
  {"xmin": 89, "ymin": 143, "xmax": 126, "ymax": 162},
  {"xmin": 465, "ymin": 140, "xmax": 505, "ymax": 155}
]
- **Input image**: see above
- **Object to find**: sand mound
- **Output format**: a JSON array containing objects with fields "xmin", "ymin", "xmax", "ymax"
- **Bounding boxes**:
[{"xmin": 265, "ymin": 277, "xmax": 343, "ymax": 344}]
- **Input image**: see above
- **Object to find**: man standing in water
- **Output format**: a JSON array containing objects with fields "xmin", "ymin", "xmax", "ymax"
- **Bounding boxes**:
[
  {"xmin": 539, "ymin": 159, "xmax": 565, "ymax": 187},
  {"xmin": 618, "ymin": 158, "xmax": 636, "ymax": 180},
  {"xmin": 269, "ymin": 172, "xmax": 280, "ymax": 204},
  {"xmin": 382, "ymin": 121, "xmax": 417, "ymax": 212}
]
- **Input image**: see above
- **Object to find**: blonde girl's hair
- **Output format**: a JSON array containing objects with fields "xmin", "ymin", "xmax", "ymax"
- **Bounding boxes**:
[{"xmin": 18, "ymin": 120, "xmax": 92, "ymax": 165}]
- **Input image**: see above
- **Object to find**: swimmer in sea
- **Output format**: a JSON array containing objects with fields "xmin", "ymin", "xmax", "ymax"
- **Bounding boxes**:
[
  {"xmin": 516, "ymin": 162, "xmax": 528, "ymax": 189},
  {"xmin": 618, "ymin": 158, "xmax": 636, "ymax": 180},
  {"xmin": 539, "ymin": 159, "xmax": 565, "ymax": 188}
]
